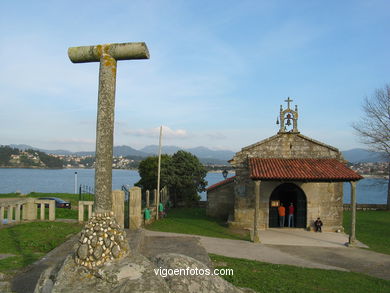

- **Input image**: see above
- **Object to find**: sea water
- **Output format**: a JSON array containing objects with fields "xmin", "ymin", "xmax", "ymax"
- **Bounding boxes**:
[{"xmin": 0, "ymin": 168, "xmax": 387, "ymax": 203}]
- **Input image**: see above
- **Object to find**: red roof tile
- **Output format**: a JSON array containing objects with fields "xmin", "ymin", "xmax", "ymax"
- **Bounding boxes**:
[
  {"xmin": 249, "ymin": 158, "xmax": 362, "ymax": 181},
  {"xmin": 206, "ymin": 176, "xmax": 236, "ymax": 191}
]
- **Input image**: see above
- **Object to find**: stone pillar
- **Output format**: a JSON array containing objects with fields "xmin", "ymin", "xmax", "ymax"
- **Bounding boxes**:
[
  {"xmin": 78, "ymin": 202, "xmax": 85, "ymax": 222},
  {"xmin": 8, "ymin": 206, "xmax": 13, "ymax": 223},
  {"xmin": 112, "ymin": 190, "xmax": 125, "ymax": 228},
  {"xmin": 15, "ymin": 204, "xmax": 21, "ymax": 222},
  {"xmin": 129, "ymin": 187, "xmax": 142, "ymax": 230},
  {"xmin": 348, "ymin": 181, "xmax": 357, "ymax": 246},
  {"xmin": 252, "ymin": 180, "xmax": 261, "ymax": 243},
  {"xmin": 146, "ymin": 190, "xmax": 150, "ymax": 208},
  {"xmin": 49, "ymin": 200, "xmax": 55, "ymax": 221},
  {"xmin": 40, "ymin": 203, "xmax": 45, "ymax": 220},
  {"xmin": 23, "ymin": 198, "xmax": 37, "ymax": 221},
  {"xmin": 88, "ymin": 203, "xmax": 93, "ymax": 220},
  {"xmin": 153, "ymin": 189, "xmax": 157, "ymax": 206},
  {"xmin": 94, "ymin": 55, "xmax": 117, "ymax": 214},
  {"xmin": 0, "ymin": 206, "xmax": 4, "ymax": 226}
]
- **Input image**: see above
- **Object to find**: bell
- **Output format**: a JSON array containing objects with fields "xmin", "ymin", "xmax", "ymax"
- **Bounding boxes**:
[
  {"xmin": 276, "ymin": 117, "xmax": 279, "ymax": 125},
  {"xmin": 286, "ymin": 119, "xmax": 291, "ymax": 126}
]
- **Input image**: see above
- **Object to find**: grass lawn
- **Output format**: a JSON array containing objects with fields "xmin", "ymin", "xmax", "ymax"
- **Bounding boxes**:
[
  {"xmin": 0, "ymin": 221, "xmax": 82, "ymax": 275},
  {"xmin": 210, "ymin": 254, "xmax": 390, "ymax": 293},
  {"xmin": 343, "ymin": 210, "xmax": 390, "ymax": 255},
  {"xmin": 146, "ymin": 207, "xmax": 250, "ymax": 241}
]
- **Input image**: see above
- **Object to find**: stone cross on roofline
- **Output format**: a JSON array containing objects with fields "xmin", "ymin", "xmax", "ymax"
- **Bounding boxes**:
[{"xmin": 278, "ymin": 97, "xmax": 299, "ymax": 134}]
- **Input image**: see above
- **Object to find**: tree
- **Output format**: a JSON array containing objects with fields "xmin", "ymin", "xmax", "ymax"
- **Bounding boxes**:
[
  {"xmin": 135, "ymin": 151, "xmax": 208, "ymax": 207},
  {"xmin": 135, "ymin": 154, "xmax": 171, "ymax": 191},
  {"xmin": 166, "ymin": 150, "xmax": 208, "ymax": 207},
  {"xmin": 352, "ymin": 84, "xmax": 390, "ymax": 209}
]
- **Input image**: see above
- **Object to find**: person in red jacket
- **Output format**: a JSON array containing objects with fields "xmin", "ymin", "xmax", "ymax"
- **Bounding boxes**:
[
  {"xmin": 278, "ymin": 203, "xmax": 285, "ymax": 227},
  {"xmin": 288, "ymin": 203, "xmax": 295, "ymax": 227}
]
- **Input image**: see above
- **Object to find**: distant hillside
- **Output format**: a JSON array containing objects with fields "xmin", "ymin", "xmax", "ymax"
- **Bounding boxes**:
[
  {"xmin": 341, "ymin": 148, "xmax": 387, "ymax": 163},
  {"xmin": 8, "ymin": 144, "xmax": 387, "ymax": 164},
  {"xmin": 141, "ymin": 145, "xmax": 235, "ymax": 161}
]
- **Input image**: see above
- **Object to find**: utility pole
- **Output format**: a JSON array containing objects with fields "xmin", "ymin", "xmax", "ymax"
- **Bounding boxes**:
[{"xmin": 156, "ymin": 126, "xmax": 163, "ymax": 220}]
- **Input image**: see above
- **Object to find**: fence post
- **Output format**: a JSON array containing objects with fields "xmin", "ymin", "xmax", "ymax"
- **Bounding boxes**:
[
  {"xmin": 7, "ymin": 206, "xmax": 13, "ymax": 223},
  {"xmin": 146, "ymin": 190, "xmax": 150, "ymax": 208},
  {"xmin": 40, "ymin": 203, "xmax": 45, "ymax": 220},
  {"xmin": 49, "ymin": 200, "xmax": 55, "ymax": 221},
  {"xmin": 0, "ymin": 206, "xmax": 4, "ymax": 226},
  {"xmin": 129, "ymin": 187, "xmax": 142, "ymax": 230},
  {"xmin": 112, "ymin": 190, "xmax": 125, "ymax": 229},
  {"xmin": 78, "ymin": 201, "xmax": 85, "ymax": 223},
  {"xmin": 24, "ymin": 198, "xmax": 37, "ymax": 220},
  {"xmin": 15, "ymin": 204, "xmax": 21, "ymax": 223},
  {"xmin": 88, "ymin": 203, "xmax": 93, "ymax": 220},
  {"xmin": 153, "ymin": 189, "xmax": 157, "ymax": 206}
]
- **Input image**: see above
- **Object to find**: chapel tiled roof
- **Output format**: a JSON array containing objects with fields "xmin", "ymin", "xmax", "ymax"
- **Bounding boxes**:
[
  {"xmin": 249, "ymin": 158, "xmax": 362, "ymax": 181},
  {"xmin": 206, "ymin": 176, "xmax": 236, "ymax": 191}
]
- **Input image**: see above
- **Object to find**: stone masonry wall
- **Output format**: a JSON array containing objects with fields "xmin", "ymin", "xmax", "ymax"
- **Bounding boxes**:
[{"xmin": 206, "ymin": 182, "xmax": 235, "ymax": 220}]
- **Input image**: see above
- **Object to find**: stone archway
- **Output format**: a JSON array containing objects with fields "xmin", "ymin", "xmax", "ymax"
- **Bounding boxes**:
[{"xmin": 269, "ymin": 183, "xmax": 307, "ymax": 228}]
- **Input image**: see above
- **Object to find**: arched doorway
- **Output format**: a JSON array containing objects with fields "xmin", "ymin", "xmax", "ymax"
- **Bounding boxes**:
[{"xmin": 269, "ymin": 183, "xmax": 306, "ymax": 228}]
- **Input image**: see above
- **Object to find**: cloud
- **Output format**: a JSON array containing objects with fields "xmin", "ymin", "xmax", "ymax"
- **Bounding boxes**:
[{"xmin": 123, "ymin": 126, "xmax": 188, "ymax": 139}]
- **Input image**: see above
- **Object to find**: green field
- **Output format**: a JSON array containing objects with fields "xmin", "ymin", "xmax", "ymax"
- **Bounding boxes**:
[
  {"xmin": 146, "ymin": 207, "xmax": 250, "ymax": 240},
  {"xmin": 0, "ymin": 222, "xmax": 82, "ymax": 274},
  {"xmin": 210, "ymin": 254, "xmax": 390, "ymax": 293},
  {"xmin": 343, "ymin": 210, "xmax": 390, "ymax": 255}
]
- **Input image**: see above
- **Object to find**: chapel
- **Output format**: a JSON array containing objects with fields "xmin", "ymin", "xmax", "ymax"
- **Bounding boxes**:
[{"xmin": 206, "ymin": 98, "xmax": 362, "ymax": 232}]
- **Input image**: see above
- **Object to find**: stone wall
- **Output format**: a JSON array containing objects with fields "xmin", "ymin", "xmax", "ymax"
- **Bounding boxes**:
[
  {"xmin": 229, "ymin": 181, "xmax": 344, "ymax": 232},
  {"xmin": 206, "ymin": 182, "xmax": 235, "ymax": 220}
]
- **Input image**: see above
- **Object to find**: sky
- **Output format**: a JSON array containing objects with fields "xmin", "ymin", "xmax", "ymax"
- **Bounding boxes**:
[{"xmin": 0, "ymin": 0, "xmax": 389, "ymax": 153}]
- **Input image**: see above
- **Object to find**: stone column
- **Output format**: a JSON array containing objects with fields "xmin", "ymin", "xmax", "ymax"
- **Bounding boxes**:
[
  {"xmin": 253, "ymin": 180, "xmax": 261, "ymax": 243},
  {"xmin": 94, "ymin": 55, "xmax": 117, "ymax": 214},
  {"xmin": 78, "ymin": 202, "xmax": 85, "ymax": 223},
  {"xmin": 15, "ymin": 204, "xmax": 21, "ymax": 222},
  {"xmin": 0, "ymin": 206, "xmax": 4, "ymax": 226},
  {"xmin": 8, "ymin": 206, "xmax": 13, "ymax": 223},
  {"xmin": 146, "ymin": 190, "xmax": 150, "ymax": 208},
  {"xmin": 129, "ymin": 187, "xmax": 142, "ymax": 230},
  {"xmin": 40, "ymin": 203, "xmax": 45, "ymax": 220},
  {"xmin": 153, "ymin": 189, "xmax": 157, "ymax": 206},
  {"xmin": 49, "ymin": 200, "xmax": 55, "ymax": 221},
  {"xmin": 23, "ymin": 198, "xmax": 37, "ymax": 221},
  {"xmin": 112, "ymin": 190, "xmax": 125, "ymax": 228},
  {"xmin": 348, "ymin": 181, "xmax": 357, "ymax": 246},
  {"xmin": 88, "ymin": 203, "xmax": 93, "ymax": 220}
]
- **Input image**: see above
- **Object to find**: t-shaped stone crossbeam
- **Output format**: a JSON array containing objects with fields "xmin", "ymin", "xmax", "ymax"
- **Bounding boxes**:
[{"xmin": 68, "ymin": 42, "xmax": 149, "ymax": 214}]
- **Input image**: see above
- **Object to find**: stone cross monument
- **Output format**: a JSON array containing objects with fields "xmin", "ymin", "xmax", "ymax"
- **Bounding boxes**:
[
  {"xmin": 68, "ymin": 42, "xmax": 149, "ymax": 214},
  {"xmin": 68, "ymin": 42, "xmax": 149, "ymax": 270}
]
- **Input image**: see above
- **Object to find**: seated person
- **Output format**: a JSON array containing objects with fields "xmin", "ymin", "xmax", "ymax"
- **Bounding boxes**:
[{"xmin": 314, "ymin": 217, "xmax": 323, "ymax": 232}]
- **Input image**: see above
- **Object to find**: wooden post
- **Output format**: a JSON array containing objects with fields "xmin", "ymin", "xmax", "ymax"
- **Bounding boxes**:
[
  {"xmin": 348, "ymin": 181, "xmax": 357, "ymax": 246},
  {"xmin": 253, "ymin": 180, "xmax": 261, "ymax": 243},
  {"xmin": 156, "ymin": 125, "xmax": 163, "ymax": 220}
]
